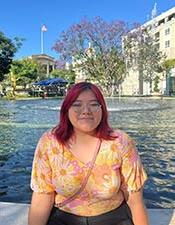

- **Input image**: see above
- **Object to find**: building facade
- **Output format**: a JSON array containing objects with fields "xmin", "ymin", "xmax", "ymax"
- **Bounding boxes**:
[
  {"xmin": 122, "ymin": 7, "xmax": 175, "ymax": 95},
  {"xmin": 72, "ymin": 43, "xmax": 95, "ymax": 83},
  {"xmin": 29, "ymin": 54, "xmax": 56, "ymax": 76}
]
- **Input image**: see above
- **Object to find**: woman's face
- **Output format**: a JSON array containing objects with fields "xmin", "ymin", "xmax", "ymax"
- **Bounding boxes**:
[{"xmin": 68, "ymin": 89, "xmax": 102, "ymax": 135}]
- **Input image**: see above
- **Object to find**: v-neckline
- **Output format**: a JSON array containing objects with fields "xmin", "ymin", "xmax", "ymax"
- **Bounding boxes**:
[
  {"xmin": 65, "ymin": 146, "xmax": 91, "ymax": 166},
  {"xmin": 64, "ymin": 139, "xmax": 101, "ymax": 166}
]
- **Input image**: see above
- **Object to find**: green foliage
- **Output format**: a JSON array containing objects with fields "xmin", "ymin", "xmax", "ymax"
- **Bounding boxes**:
[
  {"xmin": 10, "ymin": 58, "xmax": 39, "ymax": 86},
  {"xmin": 123, "ymin": 27, "xmax": 166, "ymax": 93},
  {"xmin": 53, "ymin": 17, "xmax": 132, "ymax": 95},
  {"xmin": 5, "ymin": 90, "xmax": 16, "ymax": 100},
  {"xmin": 0, "ymin": 31, "xmax": 23, "ymax": 81},
  {"xmin": 50, "ymin": 69, "xmax": 76, "ymax": 82},
  {"xmin": 153, "ymin": 76, "xmax": 160, "ymax": 92},
  {"xmin": 162, "ymin": 59, "xmax": 175, "ymax": 71},
  {"xmin": 80, "ymin": 47, "xmax": 125, "ymax": 95},
  {"xmin": 1, "ymin": 58, "xmax": 41, "ymax": 98}
]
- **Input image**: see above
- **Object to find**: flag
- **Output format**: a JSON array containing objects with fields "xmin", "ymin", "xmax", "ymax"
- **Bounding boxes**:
[{"xmin": 41, "ymin": 25, "xmax": 47, "ymax": 32}]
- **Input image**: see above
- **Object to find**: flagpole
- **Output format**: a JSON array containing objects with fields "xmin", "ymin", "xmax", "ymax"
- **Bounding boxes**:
[
  {"xmin": 41, "ymin": 25, "xmax": 47, "ymax": 54},
  {"xmin": 41, "ymin": 28, "xmax": 44, "ymax": 54}
]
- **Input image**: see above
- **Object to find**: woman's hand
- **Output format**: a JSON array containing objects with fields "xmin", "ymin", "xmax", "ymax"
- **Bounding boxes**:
[{"xmin": 28, "ymin": 192, "xmax": 55, "ymax": 225}]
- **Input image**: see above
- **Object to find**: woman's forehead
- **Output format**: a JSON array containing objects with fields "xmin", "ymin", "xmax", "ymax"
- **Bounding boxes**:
[{"xmin": 76, "ymin": 89, "xmax": 97, "ymax": 100}]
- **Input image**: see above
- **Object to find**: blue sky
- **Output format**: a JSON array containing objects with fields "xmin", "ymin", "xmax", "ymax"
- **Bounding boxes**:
[{"xmin": 0, "ymin": 0, "xmax": 174, "ymax": 60}]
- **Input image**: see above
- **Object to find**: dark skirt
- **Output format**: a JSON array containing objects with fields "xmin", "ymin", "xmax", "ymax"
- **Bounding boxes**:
[{"xmin": 47, "ymin": 201, "xmax": 134, "ymax": 225}]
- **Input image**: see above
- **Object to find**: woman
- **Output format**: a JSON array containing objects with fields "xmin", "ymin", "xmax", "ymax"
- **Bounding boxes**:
[{"xmin": 28, "ymin": 82, "xmax": 149, "ymax": 225}]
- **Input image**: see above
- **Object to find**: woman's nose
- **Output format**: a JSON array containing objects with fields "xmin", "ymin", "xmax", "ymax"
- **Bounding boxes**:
[{"xmin": 81, "ymin": 105, "xmax": 91, "ymax": 113}]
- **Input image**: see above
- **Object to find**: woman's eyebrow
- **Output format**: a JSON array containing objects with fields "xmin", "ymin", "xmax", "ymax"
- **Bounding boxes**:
[{"xmin": 74, "ymin": 99, "xmax": 98, "ymax": 102}]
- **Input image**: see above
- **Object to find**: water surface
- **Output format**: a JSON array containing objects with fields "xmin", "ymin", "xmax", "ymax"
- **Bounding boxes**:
[{"xmin": 0, "ymin": 98, "xmax": 174, "ymax": 208}]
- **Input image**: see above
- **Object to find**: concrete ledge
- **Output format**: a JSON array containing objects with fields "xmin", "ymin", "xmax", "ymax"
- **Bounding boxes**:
[
  {"xmin": 0, "ymin": 202, "xmax": 174, "ymax": 225},
  {"xmin": 0, "ymin": 202, "xmax": 29, "ymax": 225}
]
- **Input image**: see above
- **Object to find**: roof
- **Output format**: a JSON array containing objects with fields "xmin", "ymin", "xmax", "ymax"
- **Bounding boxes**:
[{"xmin": 33, "ymin": 78, "xmax": 68, "ymax": 86}]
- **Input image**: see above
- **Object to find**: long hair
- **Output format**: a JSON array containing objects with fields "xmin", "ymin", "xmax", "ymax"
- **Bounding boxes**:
[{"xmin": 52, "ymin": 82, "xmax": 115, "ymax": 144}]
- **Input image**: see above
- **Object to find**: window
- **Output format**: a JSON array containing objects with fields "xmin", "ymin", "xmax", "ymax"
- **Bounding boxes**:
[
  {"xmin": 165, "ymin": 40, "xmax": 170, "ymax": 48},
  {"xmin": 155, "ymin": 43, "xmax": 160, "ymax": 50},
  {"xmin": 155, "ymin": 32, "xmax": 160, "ymax": 41},
  {"xmin": 165, "ymin": 28, "xmax": 170, "ymax": 35},
  {"xmin": 158, "ymin": 19, "xmax": 165, "ymax": 26},
  {"xmin": 168, "ymin": 13, "xmax": 175, "ymax": 21}
]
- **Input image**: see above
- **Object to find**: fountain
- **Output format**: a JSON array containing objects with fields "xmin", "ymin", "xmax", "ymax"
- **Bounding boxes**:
[{"xmin": 0, "ymin": 97, "xmax": 175, "ymax": 208}]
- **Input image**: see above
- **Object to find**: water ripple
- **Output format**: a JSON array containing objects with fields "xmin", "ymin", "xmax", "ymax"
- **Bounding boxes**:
[{"xmin": 0, "ymin": 98, "xmax": 175, "ymax": 208}]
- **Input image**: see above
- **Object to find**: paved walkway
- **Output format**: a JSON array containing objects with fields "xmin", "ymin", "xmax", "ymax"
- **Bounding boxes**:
[{"xmin": 0, "ymin": 202, "xmax": 174, "ymax": 225}]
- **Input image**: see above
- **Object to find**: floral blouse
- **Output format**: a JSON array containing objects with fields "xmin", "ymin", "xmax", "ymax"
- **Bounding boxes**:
[{"xmin": 31, "ymin": 130, "xmax": 147, "ymax": 216}]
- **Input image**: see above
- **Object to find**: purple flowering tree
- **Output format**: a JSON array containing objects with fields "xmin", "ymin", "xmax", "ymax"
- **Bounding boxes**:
[{"xmin": 52, "ymin": 17, "xmax": 133, "ymax": 95}]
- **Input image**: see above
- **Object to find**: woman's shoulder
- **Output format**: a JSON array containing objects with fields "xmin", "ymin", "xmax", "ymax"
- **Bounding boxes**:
[
  {"xmin": 101, "ymin": 130, "xmax": 136, "ymax": 158},
  {"xmin": 110, "ymin": 129, "xmax": 135, "ymax": 148},
  {"xmin": 101, "ymin": 130, "xmax": 129, "ymax": 154},
  {"xmin": 37, "ymin": 130, "xmax": 64, "ymax": 154},
  {"xmin": 39, "ymin": 129, "xmax": 56, "ymax": 142},
  {"xmin": 102, "ymin": 129, "xmax": 127, "ymax": 146},
  {"xmin": 111, "ymin": 129, "xmax": 131, "ymax": 140},
  {"xmin": 37, "ymin": 129, "xmax": 63, "ymax": 149}
]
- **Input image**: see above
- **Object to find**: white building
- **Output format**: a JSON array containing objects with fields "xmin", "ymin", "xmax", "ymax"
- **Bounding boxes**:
[
  {"xmin": 122, "ymin": 6, "xmax": 175, "ymax": 95},
  {"xmin": 29, "ymin": 54, "xmax": 56, "ymax": 76},
  {"xmin": 72, "ymin": 43, "xmax": 95, "ymax": 83}
]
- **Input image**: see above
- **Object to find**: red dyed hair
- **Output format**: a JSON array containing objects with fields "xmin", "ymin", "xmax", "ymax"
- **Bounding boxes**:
[{"xmin": 52, "ymin": 82, "xmax": 116, "ymax": 145}]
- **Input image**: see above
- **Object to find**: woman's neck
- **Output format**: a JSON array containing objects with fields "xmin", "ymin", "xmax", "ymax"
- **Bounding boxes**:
[{"xmin": 70, "ymin": 130, "xmax": 98, "ymax": 144}]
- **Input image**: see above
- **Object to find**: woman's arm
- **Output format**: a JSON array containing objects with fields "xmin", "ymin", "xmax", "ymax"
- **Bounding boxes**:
[
  {"xmin": 124, "ymin": 189, "xmax": 149, "ymax": 225},
  {"xmin": 28, "ymin": 192, "xmax": 55, "ymax": 225}
]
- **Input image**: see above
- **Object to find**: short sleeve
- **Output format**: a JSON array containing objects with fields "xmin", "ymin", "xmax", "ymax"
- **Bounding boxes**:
[
  {"xmin": 30, "ymin": 132, "xmax": 55, "ymax": 193},
  {"xmin": 119, "ymin": 131, "xmax": 147, "ymax": 192}
]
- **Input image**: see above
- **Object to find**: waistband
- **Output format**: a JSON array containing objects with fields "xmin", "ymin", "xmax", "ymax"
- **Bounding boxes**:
[{"xmin": 47, "ymin": 201, "xmax": 133, "ymax": 225}]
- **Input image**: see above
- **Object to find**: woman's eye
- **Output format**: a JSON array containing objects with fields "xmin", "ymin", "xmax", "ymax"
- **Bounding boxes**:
[
  {"xmin": 91, "ymin": 103, "xmax": 99, "ymax": 106},
  {"xmin": 72, "ymin": 104, "xmax": 82, "ymax": 107}
]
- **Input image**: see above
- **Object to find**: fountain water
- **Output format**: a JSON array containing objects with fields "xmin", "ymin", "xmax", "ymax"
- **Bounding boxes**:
[{"xmin": 0, "ymin": 98, "xmax": 174, "ymax": 208}]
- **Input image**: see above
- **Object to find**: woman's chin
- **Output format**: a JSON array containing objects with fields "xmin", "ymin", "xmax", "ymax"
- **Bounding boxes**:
[{"xmin": 74, "ymin": 126, "xmax": 96, "ymax": 135}]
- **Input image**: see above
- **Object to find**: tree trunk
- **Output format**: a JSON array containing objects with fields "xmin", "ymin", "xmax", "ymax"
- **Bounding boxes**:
[{"xmin": 139, "ymin": 70, "xmax": 143, "ymax": 95}]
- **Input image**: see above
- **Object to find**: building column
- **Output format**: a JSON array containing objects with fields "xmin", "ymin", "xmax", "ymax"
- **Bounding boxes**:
[{"xmin": 47, "ymin": 63, "xmax": 50, "ymax": 76}]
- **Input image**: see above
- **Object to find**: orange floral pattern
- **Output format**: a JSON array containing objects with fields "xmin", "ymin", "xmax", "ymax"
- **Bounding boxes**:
[{"xmin": 31, "ymin": 130, "xmax": 147, "ymax": 216}]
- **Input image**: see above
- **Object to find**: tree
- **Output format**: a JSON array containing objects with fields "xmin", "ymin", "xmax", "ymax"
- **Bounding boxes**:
[
  {"xmin": 79, "ymin": 46, "xmax": 125, "ymax": 95},
  {"xmin": 53, "ymin": 17, "xmax": 131, "ymax": 95},
  {"xmin": 161, "ymin": 59, "xmax": 175, "ymax": 95},
  {"xmin": 162, "ymin": 59, "xmax": 175, "ymax": 72},
  {"xmin": 123, "ymin": 26, "xmax": 165, "ymax": 94},
  {"xmin": 7, "ymin": 58, "xmax": 39, "ymax": 96},
  {"xmin": 50, "ymin": 69, "xmax": 76, "ymax": 83},
  {"xmin": 0, "ymin": 31, "xmax": 23, "ymax": 81}
]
